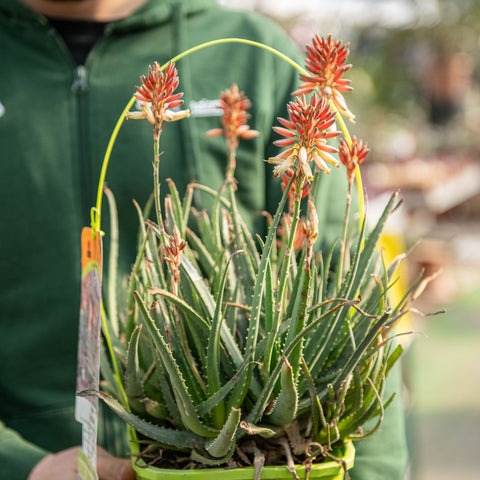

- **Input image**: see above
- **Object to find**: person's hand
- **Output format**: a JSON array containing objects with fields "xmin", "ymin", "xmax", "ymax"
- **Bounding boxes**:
[{"xmin": 28, "ymin": 446, "xmax": 136, "ymax": 480}]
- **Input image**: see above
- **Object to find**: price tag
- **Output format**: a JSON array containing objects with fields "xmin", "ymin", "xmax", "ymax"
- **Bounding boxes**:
[{"xmin": 75, "ymin": 227, "xmax": 102, "ymax": 479}]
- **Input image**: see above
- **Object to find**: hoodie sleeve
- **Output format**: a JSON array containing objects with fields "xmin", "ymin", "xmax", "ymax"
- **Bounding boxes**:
[
  {"xmin": 0, "ymin": 421, "xmax": 49, "ymax": 480},
  {"xmin": 350, "ymin": 363, "xmax": 409, "ymax": 480}
]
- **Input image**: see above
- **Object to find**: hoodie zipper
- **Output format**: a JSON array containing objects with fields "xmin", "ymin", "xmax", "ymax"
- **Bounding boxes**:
[
  {"xmin": 71, "ymin": 63, "xmax": 92, "ymax": 225},
  {"xmin": 42, "ymin": 20, "xmax": 95, "ymax": 226}
]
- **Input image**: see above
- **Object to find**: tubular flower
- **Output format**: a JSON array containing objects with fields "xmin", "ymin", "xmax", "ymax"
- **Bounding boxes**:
[
  {"xmin": 205, "ymin": 83, "xmax": 259, "ymax": 152},
  {"xmin": 338, "ymin": 136, "xmax": 369, "ymax": 185},
  {"xmin": 293, "ymin": 34, "xmax": 354, "ymax": 121},
  {"xmin": 268, "ymin": 95, "xmax": 340, "ymax": 181},
  {"xmin": 126, "ymin": 62, "xmax": 190, "ymax": 141}
]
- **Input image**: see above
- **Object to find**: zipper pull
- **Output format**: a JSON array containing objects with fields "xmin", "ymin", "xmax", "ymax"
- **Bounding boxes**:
[{"xmin": 72, "ymin": 65, "xmax": 88, "ymax": 93}]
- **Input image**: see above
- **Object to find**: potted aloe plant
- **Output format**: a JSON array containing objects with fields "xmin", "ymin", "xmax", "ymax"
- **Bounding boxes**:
[{"xmin": 80, "ymin": 35, "xmax": 419, "ymax": 480}]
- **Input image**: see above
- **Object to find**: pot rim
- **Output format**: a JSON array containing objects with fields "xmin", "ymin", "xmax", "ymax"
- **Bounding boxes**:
[{"xmin": 127, "ymin": 426, "xmax": 355, "ymax": 479}]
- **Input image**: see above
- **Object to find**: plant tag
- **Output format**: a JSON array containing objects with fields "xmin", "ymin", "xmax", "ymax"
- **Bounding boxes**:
[{"xmin": 75, "ymin": 227, "xmax": 102, "ymax": 479}]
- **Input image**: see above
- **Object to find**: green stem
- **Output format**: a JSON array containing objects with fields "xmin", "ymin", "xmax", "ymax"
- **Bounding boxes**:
[
  {"xmin": 153, "ymin": 138, "xmax": 162, "ymax": 227},
  {"xmin": 330, "ymin": 102, "xmax": 365, "ymax": 241},
  {"xmin": 166, "ymin": 38, "xmax": 305, "ymax": 76},
  {"xmin": 337, "ymin": 183, "xmax": 352, "ymax": 292},
  {"xmin": 91, "ymin": 95, "xmax": 136, "ymax": 234}
]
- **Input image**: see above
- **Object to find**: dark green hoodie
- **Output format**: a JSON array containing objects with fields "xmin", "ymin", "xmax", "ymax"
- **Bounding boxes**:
[{"xmin": 0, "ymin": 1, "xmax": 407, "ymax": 478}]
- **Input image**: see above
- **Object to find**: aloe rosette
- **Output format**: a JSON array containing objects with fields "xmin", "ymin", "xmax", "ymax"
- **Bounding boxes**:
[{"xmin": 80, "ymin": 37, "xmax": 419, "ymax": 475}]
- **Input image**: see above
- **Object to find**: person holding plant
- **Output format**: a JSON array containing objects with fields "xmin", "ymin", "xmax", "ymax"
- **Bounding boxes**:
[{"xmin": 0, "ymin": 0, "xmax": 408, "ymax": 479}]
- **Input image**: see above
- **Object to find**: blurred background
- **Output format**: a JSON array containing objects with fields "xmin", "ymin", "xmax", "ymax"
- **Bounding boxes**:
[{"xmin": 219, "ymin": 1, "xmax": 480, "ymax": 478}]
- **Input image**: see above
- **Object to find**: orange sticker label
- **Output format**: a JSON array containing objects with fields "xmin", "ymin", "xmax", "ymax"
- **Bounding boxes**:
[{"xmin": 81, "ymin": 227, "xmax": 103, "ymax": 276}]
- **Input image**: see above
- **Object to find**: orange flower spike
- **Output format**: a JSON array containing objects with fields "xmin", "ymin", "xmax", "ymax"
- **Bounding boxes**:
[
  {"xmin": 294, "ymin": 34, "xmax": 355, "ymax": 121},
  {"xmin": 268, "ymin": 95, "xmax": 340, "ymax": 180},
  {"xmin": 338, "ymin": 136, "xmax": 369, "ymax": 185},
  {"xmin": 205, "ymin": 83, "xmax": 259, "ymax": 150},
  {"xmin": 127, "ymin": 62, "xmax": 190, "ymax": 140}
]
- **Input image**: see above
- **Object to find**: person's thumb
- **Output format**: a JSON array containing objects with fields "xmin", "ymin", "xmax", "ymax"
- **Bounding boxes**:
[{"xmin": 96, "ymin": 447, "xmax": 136, "ymax": 480}]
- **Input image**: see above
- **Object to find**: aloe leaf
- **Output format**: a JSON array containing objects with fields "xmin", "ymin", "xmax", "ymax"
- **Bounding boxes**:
[
  {"xmin": 239, "ymin": 421, "xmax": 279, "ymax": 438},
  {"xmin": 166, "ymin": 178, "xmax": 184, "ymax": 232},
  {"xmin": 196, "ymin": 352, "xmax": 251, "ymax": 417},
  {"xmin": 134, "ymin": 292, "xmax": 217, "ymax": 437},
  {"xmin": 310, "ymin": 193, "xmax": 400, "ymax": 379},
  {"xmin": 179, "ymin": 183, "xmax": 193, "ymax": 238},
  {"xmin": 284, "ymin": 260, "xmax": 311, "ymax": 379},
  {"xmin": 207, "ymin": 254, "xmax": 239, "ymax": 425},
  {"xmin": 143, "ymin": 398, "xmax": 168, "ymax": 419},
  {"xmin": 164, "ymin": 307, "xmax": 208, "ymax": 404},
  {"xmin": 224, "ymin": 285, "xmax": 240, "ymax": 335},
  {"xmin": 247, "ymin": 300, "xmax": 350, "ymax": 425},
  {"xmin": 180, "ymin": 256, "xmax": 215, "ymax": 321},
  {"xmin": 99, "ymin": 339, "xmax": 120, "ymax": 398},
  {"xmin": 180, "ymin": 256, "xmax": 246, "ymax": 376},
  {"xmin": 300, "ymin": 310, "xmax": 392, "ymax": 415},
  {"xmin": 324, "ymin": 348, "xmax": 398, "ymax": 442},
  {"xmin": 185, "ymin": 227, "xmax": 217, "ymax": 278},
  {"xmin": 331, "ymin": 312, "xmax": 391, "ymax": 391},
  {"xmin": 194, "ymin": 208, "xmax": 217, "ymax": 254},
  {"xmin": 300, "ymin": 358, "xmax": 327, "ymax": 437},
  {"xmin": 206, "ymin": 407, "xmax": 241, "ymax": 458},
  {"xmin": 322, "ymin": 240, "xmax": 337, "ymax": 298},
  {"xmin": 211, "ymin": 183, "xmax": 226, "ymax": 251},
  {"xmin": 228, "ymin": 174, "xmax": 293, "ymax": 411},
  {"xmin": 345, "ymin": 362, "xmax": 362, "ymax": 412},
  {"xmin": 390, "ymin": 268, "xmax": 425, "ymax": 316},
  {"xmin": 124, "ymin": 326, "xmax": 146, "ymax": 414},
  {"xmin": 151, "ymin": 349, "xmax": 184, "ymax": 428},
  {"xmin": 267, "ymin": 357, "xmax": 298, "ymax": 426},
  {"xmin": 228, "ymin": 186, "xmax": 256, "ymax": 298},
  {"xmin": 385, "ymin": 344, "xmax": 404, "ymax": 376},
  {"xmin": 343, "ymin": 191, "xmax": 399, "ymax": 301},
  {"xmin": 80, "ymin": 390, "xmax": 203, "ymax": 449},
  {"xmin": 191, "ymin": 443, "xmax": 236, "ymax": 466},
  {"xmin": 261, "ymin": 257, "xmax": 276, "ymax": 378},
  {"xmin": 148, "ymin": 287, "xmax": 209, "ymax": 331},
  {"xmin": 124, "ymin": 235, "xmax": 148, "ymax": 342},
  {"xmin": 235, "ymin": 210, "xmax": 261, "ymax": 268}
]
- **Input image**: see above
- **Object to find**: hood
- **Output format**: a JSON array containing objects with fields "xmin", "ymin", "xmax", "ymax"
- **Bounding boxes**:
[{"xmin": 0, "ymin": 0, "xmax": 217, "ymax": 31}]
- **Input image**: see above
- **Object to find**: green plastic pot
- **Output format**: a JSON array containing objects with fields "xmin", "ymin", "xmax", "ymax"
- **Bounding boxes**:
[{"xmin": 128, "ymin": 427, "xmax": 355, "ymax": 480}]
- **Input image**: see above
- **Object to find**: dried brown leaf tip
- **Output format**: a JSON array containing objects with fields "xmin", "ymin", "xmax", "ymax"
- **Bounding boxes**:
[
  {"xmin": 294, "ymin": 34, "xmax": 354, "ymax": 120},
  {"xmin": 164, "ymin": 225, "xmax": 186, "ymax": 294}
]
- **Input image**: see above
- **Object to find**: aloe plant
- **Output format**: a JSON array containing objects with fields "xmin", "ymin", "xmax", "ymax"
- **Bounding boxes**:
[{"xmin": 82, "ymin": 37, "xmax": 419, "ymax": 474}]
